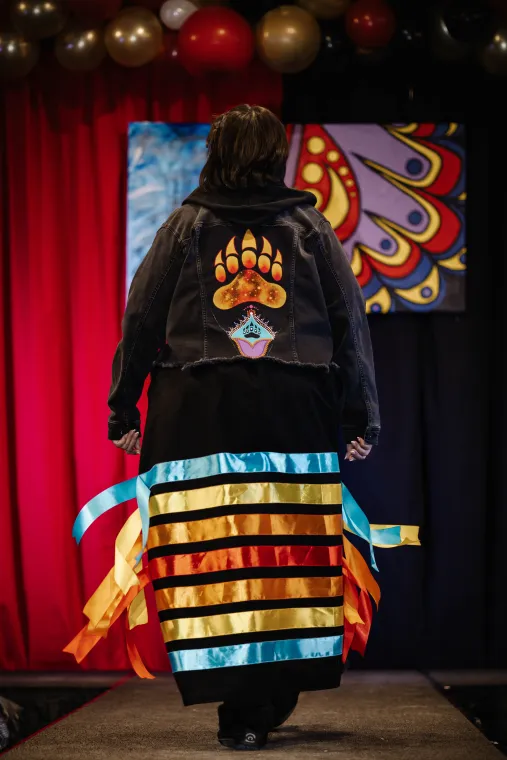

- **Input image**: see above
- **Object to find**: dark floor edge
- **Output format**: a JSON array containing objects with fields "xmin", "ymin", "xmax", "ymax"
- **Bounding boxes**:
[{"xmin": 1, "ymin": 674, "xmax": 134, "ymax": 755}]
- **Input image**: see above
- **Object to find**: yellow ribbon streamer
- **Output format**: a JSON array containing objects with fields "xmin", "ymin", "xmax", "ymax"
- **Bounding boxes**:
[
  {"xmin": 64, "ymin": 508, "xmax": 151, "ymax": 675},
  {"xmin": 370, "ymin": 524, "xmax": 421, "ymax": 548}
]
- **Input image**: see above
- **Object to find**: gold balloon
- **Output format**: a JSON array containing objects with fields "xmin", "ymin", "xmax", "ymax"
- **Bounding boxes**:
[
  {"xmin": 297, "ymin": 0, "xmax": 350, "ymax": 20},
  {"xmin": 257, "ymin": 5, "xmax": 321, "ymax": 74},
  {"xmin": 105, "ymin": 7, "xmax": 163, "ymax": 67},
  {"xmin": 0, "ymin": 31, "xmax": 39, "ymax": 78},
  {"xmin": 481, "ymin": 27, "xmax": 507, "ymax": 76},
  {"xmin": 11, "ymin": 1, "xmax": 68, "ymax": 40},
  {"xmin": 55, "ymin": 24, "xmax": 106, "ymax": 71}
]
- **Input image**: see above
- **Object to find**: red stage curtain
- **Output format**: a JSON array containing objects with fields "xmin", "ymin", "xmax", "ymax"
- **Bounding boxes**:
[{"xmin": 0, "ymin": 58, "xmax": 282, "ymax": 671}]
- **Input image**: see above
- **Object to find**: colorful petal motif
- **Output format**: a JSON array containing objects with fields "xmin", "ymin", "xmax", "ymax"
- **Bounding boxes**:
[{"xmin": 286, "ymin": 123, "xmax": 466, "ymax": 313}]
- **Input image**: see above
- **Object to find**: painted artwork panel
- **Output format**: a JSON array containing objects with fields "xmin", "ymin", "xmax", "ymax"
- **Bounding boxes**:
[
  {"xmin": 127, "ymin": 123, "xmax": 209, "ymax": 289},
  {"xmin": 128, "ymin": 122, "xmax": 466, "ymax": 312}
]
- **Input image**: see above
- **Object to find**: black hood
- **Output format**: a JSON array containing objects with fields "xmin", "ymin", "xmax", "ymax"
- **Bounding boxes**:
[{"xmin": 182, "ymin": 184, "xmax": 317, "ymax": 226}]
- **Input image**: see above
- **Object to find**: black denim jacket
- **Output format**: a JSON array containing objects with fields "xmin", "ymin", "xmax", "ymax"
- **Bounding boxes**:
[{"xmin": 108, "ymin": 185, "xmax": 380, "ymax": 445}]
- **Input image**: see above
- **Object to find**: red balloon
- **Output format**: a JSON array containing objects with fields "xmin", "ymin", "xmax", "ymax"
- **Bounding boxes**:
[
  {"xmin": 178, "ymin": 7, "xmax": 254, "ymax": 75},
  {"xmin": 66, "ymin": 0, "xmax": 122, "ymax": 23},
  {"xmin": 346, "ymin": 0, "xmax": 395, "ymax": 48}
]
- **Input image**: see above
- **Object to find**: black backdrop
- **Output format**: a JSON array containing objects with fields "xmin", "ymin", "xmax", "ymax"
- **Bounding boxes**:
[{"xmin": 283, "ymin": 55, "xmax": 507, "ymax": 669}]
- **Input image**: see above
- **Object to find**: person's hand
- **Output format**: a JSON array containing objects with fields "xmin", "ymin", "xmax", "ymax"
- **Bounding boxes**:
[
  {"xmin": 112, "ymin": 430, "xmax": 141, "ymax": 455},
  {"xmin": 345, "ymin": 437, "xmax": 372, "ymax": 462}
]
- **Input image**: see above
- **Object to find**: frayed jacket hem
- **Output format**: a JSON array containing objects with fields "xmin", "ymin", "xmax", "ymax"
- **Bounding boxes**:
[{"xmin": 153, "ymin": 355, "xmax": 340, "ymax": 373}]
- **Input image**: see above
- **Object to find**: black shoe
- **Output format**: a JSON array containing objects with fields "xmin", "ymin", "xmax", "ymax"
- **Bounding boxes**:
[
  {"xmin": 271, "ymin": 691, "xmax": 299, "ymax": 729},
  {"xmin": 218, "ymin": 727, "xmax": 268, "ymax": 751}
]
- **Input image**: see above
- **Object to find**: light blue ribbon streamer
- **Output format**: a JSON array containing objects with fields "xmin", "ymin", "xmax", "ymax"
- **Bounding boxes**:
[
  {"xmin": 169, "ymin": 634, "xmax": 343, "ymax": 672},
  {"xmin": 72, "ymin": 477, "xmax": 137, "ymax": 543},
  {"xmin": 342, "ymin": 482, "xmax": 378, "ymax": 571},
  {"xmin": 73, "ymin": 451, "xmax": 340, "ymax": 552},
  {"xmin": 371, "ymin": 526, "xmax": 403, "ymax": 547}
]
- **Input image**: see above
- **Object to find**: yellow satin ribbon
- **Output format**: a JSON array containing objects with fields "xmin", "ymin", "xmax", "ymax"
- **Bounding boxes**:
[
  {"xmin": 344, "ymin": 597, "xmax": 365, "ymax": 626},
  {"xmin": 149, "ymin": 482, "xmax": 342, "ymax": 517},
  {"xmin": 148, "ymin": 513, "xmax": 342, "ymax": 548},
  {"xmin": 370, "ymin": 524, "xmax": 421, "ymax": 548},
  {"xmin": 155, "ymin": 576, "xmax": 343, "ymax": 611},
  {"xmin": 160, "ymin": 605, "xmax": 344, "ymax": 643},
  {"xmin": 64, "ymin": 509, "xmax": 152, "ymax": 678}
]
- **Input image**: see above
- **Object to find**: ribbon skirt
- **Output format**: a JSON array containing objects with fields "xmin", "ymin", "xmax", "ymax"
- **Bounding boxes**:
[
  {"xmin": 65, "ymin": 363, "xmax": 419, "ymax": 704},
  {"xmin": 143, "ymin": 363, "xmax": 345, "ymax": 704},
  {"xmin": 148, "ymin": 458, "xmax": 344, "ymax": 704}
]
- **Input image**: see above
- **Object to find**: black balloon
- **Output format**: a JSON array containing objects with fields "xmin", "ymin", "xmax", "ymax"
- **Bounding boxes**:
[
  {"xmin": 315, "ymin": 21, "xmax": 353, "ymax": 72},
  {"xmin": 432, "ymin": 12, "xmax": 469, "ymax": 61},
  {"xmin": 355, "ymin": 45, "xmax": 391, "ymax": 66},
  {"xmin": 481, "ymin": 26, "xmax": 507, "ymax": 75},
  {"xmin": 397, "ymin": 18, "xmax": 426, "ymax": 54},
  {"xmin": 442, "ymin": 0, "xmax": 494, "ymax": 45}
]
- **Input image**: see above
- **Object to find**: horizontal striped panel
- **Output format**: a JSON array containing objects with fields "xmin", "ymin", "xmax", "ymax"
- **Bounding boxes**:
[
  {"xmin": 145, "ymin": 452, "xmax": 340, "ymax": 490},
  {"xmin": 149, "ymin": 482, "xmax": 342, "ymax": 519},
  {"xmin": 169, "ymin": 634, "xmax": 344, "ymax": 672},
  {"xmin": 148, "ymin": 513, "xmax": 342, "ymax": 549},
  {"xmin": 149, "ymin": 545, "xmax": 343, "ymax": 581},
  {"xmin": 165, "ymin": 625, "xmax": 345, "ymax": 653},
  {"xmin": 155, "ymin": 576, "xmax": 343, "ymax": 611},
  {"xmin": 153, "ymin": 565, "xmax": 341, "ymax": 591},
  {"xmin": 148, "ymin": 534, "xmax": 342, "ymax": 559},
  {"xmin": 151, "ymin": 503, "xmax": 342, "ymax": 527},
  {"xmin": 160, "ymin": 605, "xmax": 344, "ymax": 642},
  {"xmin": 150, "ymin": 470, "xmax": 342, "ymax": 498},
  {"xmin": 159, "ymin": 596, "xmax": 343, "ymax": 621}
]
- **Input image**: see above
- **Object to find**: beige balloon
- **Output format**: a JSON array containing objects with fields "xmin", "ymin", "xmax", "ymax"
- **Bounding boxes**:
[
  {"xmin": 257, "ymin": 5, "xmax": 321, "ymax": 74},
  {"xmin": 11, "ymin": 0, "xmax": 68, "ymax": 40},
  {"xmin": 55, "ymin": 25, "xmax": 106, "ymax": 72},
  {"xmin": 0, "ymin": 31, "xmax": 39, "ymax": 78},
  {"xmin": 105, "ymin": 7, "xmax": 163, "ymax": 67},
  {"xmin": 297, "ymin": 0, "xmax": 350, "ymax": 20}
]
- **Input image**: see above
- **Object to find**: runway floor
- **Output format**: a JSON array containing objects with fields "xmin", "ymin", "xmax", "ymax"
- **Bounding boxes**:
[{"xmin": 4, "ymin": 672, "xmax": 504, "ymax": 759}]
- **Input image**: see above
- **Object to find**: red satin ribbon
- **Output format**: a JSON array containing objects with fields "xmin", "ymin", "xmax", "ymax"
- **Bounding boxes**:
[
  {"xmin": 342, "ymin": 537, "xmax": 378, "ymax": 662},
  {"xmin": 149, "ymin": 545, "xmax": 343, "ymax": 579}
]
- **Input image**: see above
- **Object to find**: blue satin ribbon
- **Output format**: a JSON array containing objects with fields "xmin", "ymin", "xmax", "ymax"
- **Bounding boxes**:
[
  {"xmin": 342, "ymin": 483, "xmax": 378, "ymax": 571},
  {"xmin": 169, "ymin": 634, "xmax": 344, "ymax": 672},
  {"xmin": 371, "ymin": 526, "xmax": 402, "ymax": 546},
  {"xmin": 73, "ymin": 452, "xmax": 340, "ymax": 552}
]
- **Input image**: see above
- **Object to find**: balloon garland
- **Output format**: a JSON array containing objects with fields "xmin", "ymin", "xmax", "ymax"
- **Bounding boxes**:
[
  {"xmin": 1, "ymin": 0, "xmax": 506, "ymax": 79},
  {"xmin": 256, "ymin": 5, "xmax": 321, "ymax": 74},
  {"xmin": 178, "ymin": 6, "xmax": 254, "ymax": 74}
]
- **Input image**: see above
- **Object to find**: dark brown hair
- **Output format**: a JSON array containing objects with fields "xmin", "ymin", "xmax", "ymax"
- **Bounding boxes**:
[{"xmin": 199, "ymin": 105, "xmax": 289, "ymax": 190}]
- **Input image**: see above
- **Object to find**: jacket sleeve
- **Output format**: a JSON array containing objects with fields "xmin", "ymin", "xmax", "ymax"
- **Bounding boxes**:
[
  {"xmin": 312, "ymin": 219, "xmax": 381, "ymax": 446},
  {"xmin": 107, "ymin": 224, "xmax": 184, "ymax": 441}
]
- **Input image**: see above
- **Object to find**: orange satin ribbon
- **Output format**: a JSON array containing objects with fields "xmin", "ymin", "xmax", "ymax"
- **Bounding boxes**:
[
  {"xmin": 155, "ymin": 575, "xmax": 343, "ymax": 611},
  {"xmin": 148, "ymin": 513, "xmax": 342, "ymax": 548},
  {"xmin": 64, "ymin": 568, "xmax": 152, "ymax": 677},
  {"xmin": 64, "ymin": 510, "xmax": 154, "ymax": 679},
  {"xmin": 343, "ymin": 536, "xmax": 380, "ymax": 608}
]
